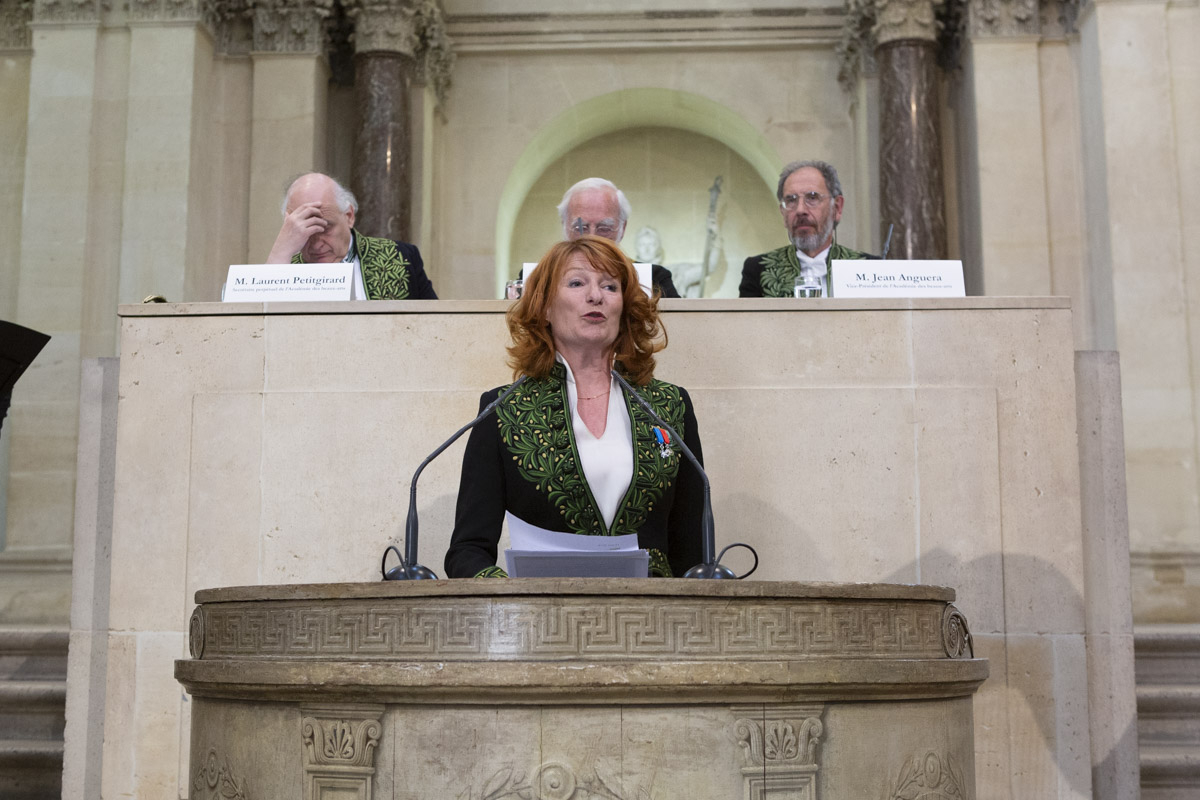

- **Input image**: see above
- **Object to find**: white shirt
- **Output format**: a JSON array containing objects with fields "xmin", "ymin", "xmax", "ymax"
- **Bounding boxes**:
[
  {"xmin": 796, "ymin": 245, "xmax": 831, "ymax": 291},
  {"xmin": 560, "ymin": 357, "xmax": 633, "ymax": 530}
]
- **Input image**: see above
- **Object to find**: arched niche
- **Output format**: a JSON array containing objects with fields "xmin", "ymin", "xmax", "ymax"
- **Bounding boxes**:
[{"xmin": 494, "ymin": 88, "xmax": 784, "ymax": 297}]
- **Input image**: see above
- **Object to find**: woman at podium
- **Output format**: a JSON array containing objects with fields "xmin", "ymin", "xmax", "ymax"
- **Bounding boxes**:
[{"xmin": 445, "ymin": 236, "xmax": 705, "ymax": 578}]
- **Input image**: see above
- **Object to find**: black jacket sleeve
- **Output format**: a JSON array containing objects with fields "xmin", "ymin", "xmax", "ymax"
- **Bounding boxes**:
[
  {"xmin": 666, "ymin": 388, "xmax": 705, "ymax": 577},
  {"xmin": 651, "ymin": 264, "xmax": 681, "ymax": 299},
  {"xmin": 444, "ymin": 390, "xmax": 505, "ymax": 577},
  {"xmin": 738, "ymin": 255, "xmax": 764, "ymax": 297},
  {"xmin": 397, "ymin": 242, "xmax": 439, "ymax": 299}
]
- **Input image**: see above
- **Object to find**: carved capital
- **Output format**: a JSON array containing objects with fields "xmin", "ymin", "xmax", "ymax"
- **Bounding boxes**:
[
  {"xmin": 0, "ymin": 0, "xmax": 32, "ymax": 48},
  {"xmin": 968, "ymin": 0, "xmax": 1040, "ymax": 37},
  {"xmin": 734, "ymin": 706, "xmax": 824, "ymax": 770},
  {"xmin": 343, "ymin": 0, "xmax": 416, "ymax": 54},
  {"xmin": 249, "ymin": 0, "xmax": 333, "ymax": 54},
  {"xmin": 876, "ymin": 0, "xmax": 945, "ymax": 45},
  {"xmin": 32, "ymin": 0, "xmax": 103, "ymax": 24}
]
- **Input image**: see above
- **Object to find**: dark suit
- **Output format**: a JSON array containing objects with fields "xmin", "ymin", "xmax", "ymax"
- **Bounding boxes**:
[
  {"xmin": 293, "ymin": 229, "xmax": 437, "ymax": 299},
  {"xmin": 739, "ymin": 242, "xmax": 878, "ymax": 298},
  {"xmin": 445, "ymin": 363, "xmax": 705, "ymax": 578}
]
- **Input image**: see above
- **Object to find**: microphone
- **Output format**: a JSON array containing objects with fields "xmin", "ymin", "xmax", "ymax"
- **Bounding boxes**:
[
  {"xmin": 382, "ymin": 376, "xmax": 529, "ymax": 580},
  {"xmin": 610, "ymin": 370, "xmax": 754, "ymax": 579},
  {"xmin": 881, "ymin": 223, "xmax": 895, "ymax": 259}
]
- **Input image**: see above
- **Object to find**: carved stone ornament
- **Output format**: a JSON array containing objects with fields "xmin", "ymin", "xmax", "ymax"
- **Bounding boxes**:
[
  {"xmin": 733, "ymin": 704, "xmax": 823, "ymax": 800},
  {"xmin": 301, "ymin": 713, "xmax": 382, "ymax": 768},
  {"xmin": 189, "ymin": 606, "xmax": 205, "ymax": 659},
  {"xmin": 193, "ymin": 748, "xmax": 249, "ymax": 800},
  {"xmin": 301, "ymin": 705, "xmax": 384, "ymax": 800},
  {"xmin": 941, "ymin": 604, "xmax": 973, "ymax": 659},
  {"xmin": 412, "ymin": 0, "xmax": 453, "ymax": 107},
  {"xmin": 249, "ymin": 0, "xmax": 335, "ymax": 54},
  {"xmin": 196, "ymin": 597, "xmax": 953, "ymax": 662},
  {"xmin": 887, "ymin": 751, "xmax": 968, "ymax": 799},
  {"xmin": 343, "ymin": 0, "xmax": 417, "ymax": 55},
  {"xmin": 968, "ymin": 0, "xmax": 1040, "ymax": 37},
  {"xmin": 0, "ymin": 0, "xmax": 32, "ymax": 49},
  {"xmin": 467, "ymin": 761, "xmax": 644, "ymax": 800},
  {"xmin": 875, "ymin": 0, "xmax": 945, "ymax": 46},
  {"xmin": 32, "ymin": 0, "xmax": 104, "ymax": 24}
]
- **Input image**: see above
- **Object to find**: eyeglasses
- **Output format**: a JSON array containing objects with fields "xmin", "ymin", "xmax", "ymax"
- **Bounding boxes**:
[
  {"xmin": 780, "ymin": 192, "xmax": 832, "ymax": 211},
  {"xmin": 570, "ymin": 220, "xmax": 620, "ymax": 238}
]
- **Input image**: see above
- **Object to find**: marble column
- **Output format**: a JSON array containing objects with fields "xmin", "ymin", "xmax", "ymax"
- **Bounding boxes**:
[
  {"xmin": 346, "ymin": 0, "xmax": 417, "ymax": 241},
  {"xmin": 875, "ymin": 0, "xmax": 946, "ymax": 260}
]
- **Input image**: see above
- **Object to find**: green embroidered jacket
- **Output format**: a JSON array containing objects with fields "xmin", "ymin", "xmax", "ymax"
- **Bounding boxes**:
[
  {"xmin": 738, "ymin": 241, "xmax": 877, "ymax": 297},
  {"xmin": 445, "ymin": 363, "xmax": 705, "ymax": 579},
  {"xmin": 290, "ymin": 229, "xmax": 437, "ymax": 299}
]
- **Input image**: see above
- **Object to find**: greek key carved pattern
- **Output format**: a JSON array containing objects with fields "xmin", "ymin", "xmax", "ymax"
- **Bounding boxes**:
[
  {"xmin": 0, "ymin": 0, "xmax": 32, "ymax": 49},
  {"xmin": 968, "ymin": 0, "xmax": 1040, "ymax": 37},
  {"xmin": 197, "ymin": 599, "xmax": 951, "ymax": 661},
  {"xmin": 467, "ymin": 761, "xmax": 646, "ymax": 800},
  {"xmin": 887, "ymin": 751, "xmax": 968, "ymax": 799},
  {"xmin": 193, "ymin": 748, "xmax": 249, "ymax": 800},
  {"xmin": 301, "ymin": 705, "xmax": 383, "ymax": 800}
]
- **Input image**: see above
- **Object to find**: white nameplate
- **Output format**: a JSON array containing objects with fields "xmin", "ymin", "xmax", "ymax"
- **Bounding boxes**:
[
  {"xmin": 222, "ymin": 263, "xmax": 353, "ymax": 302},
  {"xmin": 522, "ymin": 261, "xmax": 654, "ymax": 297},
  {"xmin": 831, "ymin": 260, "xmax": 965, "ymax": 298}
]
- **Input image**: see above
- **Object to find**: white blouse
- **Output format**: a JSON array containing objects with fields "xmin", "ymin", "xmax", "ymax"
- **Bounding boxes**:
[{"xmin": 561, "ymin": 358, "xmax": 634, "ymax": 529}]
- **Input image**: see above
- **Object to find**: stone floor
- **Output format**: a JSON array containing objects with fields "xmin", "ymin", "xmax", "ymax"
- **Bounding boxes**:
[
  {"xmin": 1136, "ymin": 625, "xmax": 1200, "ymax": 800},
  {"xmin": 0, "ymin": 628, "xmax": 66, "ymax": 800}
]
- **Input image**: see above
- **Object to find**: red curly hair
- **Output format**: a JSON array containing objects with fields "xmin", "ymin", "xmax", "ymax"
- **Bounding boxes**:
[{"xmin": 506, "ymin": 236, "xmax": 666, "ymax": 385}]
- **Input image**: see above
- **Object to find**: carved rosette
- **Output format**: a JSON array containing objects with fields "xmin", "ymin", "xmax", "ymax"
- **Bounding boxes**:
[
  {"xmin": 887, "ymin": 751, "xmax": 968, "ymax": 799},
  {"xmin": 249, "ymin": 0, "xmax": 334, "ymax": 54},
  {"xmin": 733, "ymin": 704, "xmax": 823, "ymax": 798},
  {"xmin": 941, "ymin": 604, "xmax": 973, "ymax": 659},
  {"xmin": 301, "ymin": 704, "xmax": 383, "ymax": 800},
  {"xmin": 876, "ymin": 0, "xmax": 945, "ymax": 46},
  {"xmin": 0, "ymin": 0, "xmax": 32, "ymax": 49},
  {"xmin": 193, "ymin": 749, "xmax": 249, "ymax": 800},
  {"xmin": 968, "ymin": 0, "xmax": 1040, "ymax": 37},
  {"xmin": 469, "ymin": 761, "xmax": 638, "ymax": 800}
]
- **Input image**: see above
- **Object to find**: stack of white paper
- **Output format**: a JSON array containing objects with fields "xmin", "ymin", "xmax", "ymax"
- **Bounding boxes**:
[{"xmin": 504, "ymin": 512, "xmax": 649, "ymax": 578}]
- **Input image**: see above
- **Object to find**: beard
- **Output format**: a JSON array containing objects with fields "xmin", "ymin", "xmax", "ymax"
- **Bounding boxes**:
[{"xmin": 789, "ymin": 211, "xmax": 836, "ymax": 255}]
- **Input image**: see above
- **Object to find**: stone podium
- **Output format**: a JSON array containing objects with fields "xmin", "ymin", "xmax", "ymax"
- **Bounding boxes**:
[{"xmin": 176, "ymin": 579, "xmax": 987, "ymax": 799}]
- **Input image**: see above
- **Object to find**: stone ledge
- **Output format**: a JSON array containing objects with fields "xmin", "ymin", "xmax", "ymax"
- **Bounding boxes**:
[{"xmin": 176, "ymin": 656, "xmax": 989, "ymax": 704}]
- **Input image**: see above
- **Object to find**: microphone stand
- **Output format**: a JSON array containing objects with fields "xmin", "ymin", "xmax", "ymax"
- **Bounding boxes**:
[
  {"xmin": 383, "ymin": 376, "xmax": 528, "ymax": 580},
  {"xmin": 610, "ymin": 370, "xmax": 737, "ymax": 579}
]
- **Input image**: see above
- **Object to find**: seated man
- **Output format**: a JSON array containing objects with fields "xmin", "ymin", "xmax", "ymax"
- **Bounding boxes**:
[
  {"xmin": 267, "ymin": 172, "xmax": 437, "ymax": 300},
  {"xmin": 740, "ymin": 160, "xmax": 877, "ymax": 297},
  {"xmin": 556, "ymin": 178, "xmax": 680, "ymax": 298}
]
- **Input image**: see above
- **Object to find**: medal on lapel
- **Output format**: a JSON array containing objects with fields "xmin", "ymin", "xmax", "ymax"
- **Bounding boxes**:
[{"xmin": 653, "ymin": 426, "xmax": 674, "ymax": 460}]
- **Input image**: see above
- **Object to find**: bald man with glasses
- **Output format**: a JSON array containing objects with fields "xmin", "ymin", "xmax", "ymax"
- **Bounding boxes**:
[{"xmin": 739, "ymin": 160, "xmax": 878, "ymax": 298}]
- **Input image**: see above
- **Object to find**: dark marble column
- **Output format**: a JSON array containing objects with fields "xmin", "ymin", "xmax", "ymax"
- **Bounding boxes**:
[
  {"xmin": 875, "ymin": 0, "xmax": 946, "ymax": 260},
  {"xmin": 352, "ymin": 51, "xmax": 416, "ymax": 240},
  {"xmin": 345, "ymin": 0, "xmax": 418, "ymax": 241}
]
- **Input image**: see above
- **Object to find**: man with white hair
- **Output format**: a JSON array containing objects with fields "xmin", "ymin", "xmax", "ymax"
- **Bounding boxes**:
[
  {"xmin": 556, "ymin": 178, "xmax": 680, "ymax": 298},
  {"xmin": 267, "ymin": 172, "xmax": 437, "ymax": 300},
  {"xmin": 739, "ymin": 160, "xmax": 876, "ymax": 297}
]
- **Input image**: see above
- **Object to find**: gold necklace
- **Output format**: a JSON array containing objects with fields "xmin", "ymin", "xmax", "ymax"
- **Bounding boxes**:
[{"xmin": 578, "ymin": 388, "xmax": 609, "ymax": 401}]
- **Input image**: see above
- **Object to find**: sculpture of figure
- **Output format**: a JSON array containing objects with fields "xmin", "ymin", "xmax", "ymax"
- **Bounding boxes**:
[{"xmin": 634, "ymin": 226, "xmax": 664, "ymax": 265}]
